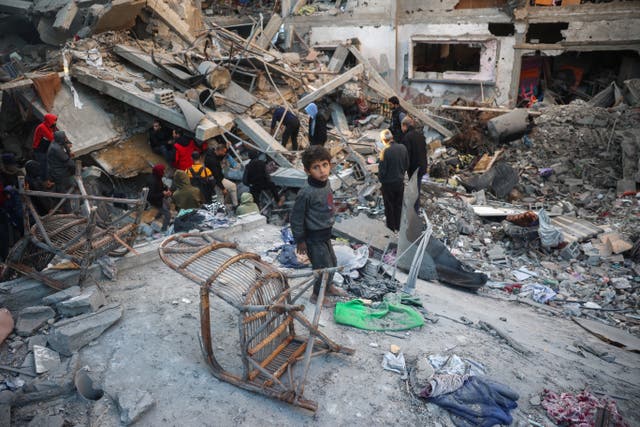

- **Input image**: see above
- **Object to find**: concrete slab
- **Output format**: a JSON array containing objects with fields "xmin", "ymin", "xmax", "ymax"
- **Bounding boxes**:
[
  {"xmin": 33, "ymin": 345, "xmax": 61, "ymax": 374},
  {"xmin": 15, "ymin": 306, "xmax": 55, "ymax": 337},
  {"xmin": 42, "ymin": 286, "xmax": 82, "ymax": 306},
  {"xmin": 56, "ymin": 285, "xmax": 106, "ymax": 317},
  {"xmin": 91, "ymin": 133, "xmax": 165, "ymax": 178},
  {"xmin": 333, "ymin": 213, "xmax": 394, "ymax": 253}
]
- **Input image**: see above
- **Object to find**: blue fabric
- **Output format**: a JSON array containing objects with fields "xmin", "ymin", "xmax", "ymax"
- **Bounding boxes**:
[
  {"xmin": 281, "ymin": 226, "xmax": 295, "ymax": 244},
  {"xmin": 277, "ymin": 244, "xmax": 307, "ymax": 268},
  {"xmin": 305, "ymin": 103, "xmax": 318, "ymax": 136},
  {"xmin": 428, "ymin": 376, "xmax": 519, "ymax": 427}
]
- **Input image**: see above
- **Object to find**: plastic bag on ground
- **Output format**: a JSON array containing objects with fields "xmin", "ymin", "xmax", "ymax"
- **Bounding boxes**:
[{"xmin": 538, "ymin": 209, "xmax": 563, "ymax": 248}]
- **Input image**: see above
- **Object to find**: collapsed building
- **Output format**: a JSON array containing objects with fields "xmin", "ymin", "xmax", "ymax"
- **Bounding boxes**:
[{"xmin": 0, "ymin": 0, "xmax": 639, "ymax": 425}]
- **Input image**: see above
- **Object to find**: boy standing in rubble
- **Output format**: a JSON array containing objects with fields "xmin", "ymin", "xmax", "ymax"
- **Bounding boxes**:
[{"xmin": 291, "ymin": 146, "xmax": 347, "ymax": 306}]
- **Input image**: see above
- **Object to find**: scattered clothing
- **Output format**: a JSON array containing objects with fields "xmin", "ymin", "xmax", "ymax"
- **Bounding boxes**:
[
  {"xmin": 236, "ymin": 192, "xmax": 259, "ymax": 216},
  {"xmin": 542, "ymin": 389, "xmax": 629, "ymax": 427},
  {"xmin": 420, "ymin": 374, "xmax": 470, "ymax": 398},
  {"xmin": 276, "ymin": 244, "xmax": 308, "ymax": 269},
  {"xmin": 520, "ymin": 283, "xmax": 557, "ymax": 303},
  {"xmin": 427, "ymin": 376, "xmax": 519, "ymax": 427}
]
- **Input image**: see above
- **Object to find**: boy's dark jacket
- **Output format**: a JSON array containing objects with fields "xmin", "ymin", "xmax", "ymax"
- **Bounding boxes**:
[{"xmin": 290, "ymin": 176, "xmax": 334, "ymax": 244}]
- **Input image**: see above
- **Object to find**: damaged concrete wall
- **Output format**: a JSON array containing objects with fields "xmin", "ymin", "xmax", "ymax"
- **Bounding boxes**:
[
  {"xmin": 560, "ymin": 19, "xmax": 640, "ymax": 47},
  {"xmin": 397, "ymin": 22, "xmax": 514, "ymax": 105}
]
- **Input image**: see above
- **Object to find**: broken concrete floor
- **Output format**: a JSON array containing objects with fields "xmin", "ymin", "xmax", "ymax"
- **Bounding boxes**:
[{"xmin": 7, "ymin": 224, "xmax": 637, "ymax": 426}]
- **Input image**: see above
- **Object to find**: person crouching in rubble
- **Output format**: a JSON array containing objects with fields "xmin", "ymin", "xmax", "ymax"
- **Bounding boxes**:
[
  {"xmin": 270, "ymin": 106, "xmax": 300, "ymax": 151},
  {"xmin": 242, "ymin": 150, "xmax": 284, "ymax": 209},
  {"xmin": 147, "ymin": 164, "xmax": 172, "ymax": 232},
  {"xmin": 47, "ymin": 131, "xmax": 75, "ymax": 194},
  {"xmin": 236, "ymin": 192, "xmax": 259, "ymax": 216},
  {"xmin": 171, "ymin": 170, "xmax": 202, "ymax": 211},
  {"xmin": 206, "ymin": 144, "xmax": 238, "ymax": 209},
  {"xmin": 401, "ymin": 116, "xmax": 427, "ymax": 189},
  {"xmin": 304, "ymin": 102, "xmax": 327, "ymax": 146},
  {"xmin": 171, "ymin": 129, "xmax": 198, "ymax": 171},
  {"xmin": 378, "ymin": 129, "xmax": 408, "ymax": 232},
  {"xmin": 291, "ymin": 146, "xmax": 348, "ymax": 307},
  {"xmin": 149, "ymin": 119, "xmax": 173, "ymax": 164}
]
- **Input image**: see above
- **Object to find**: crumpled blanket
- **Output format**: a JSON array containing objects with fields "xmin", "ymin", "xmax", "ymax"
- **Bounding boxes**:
[
  {"xmin": 428, "ymin": 376, "xmax": 519, "ymax": 427},
  {"xmin": 542, "ymin": 389, "xmax": 629, "ymax": 427}
]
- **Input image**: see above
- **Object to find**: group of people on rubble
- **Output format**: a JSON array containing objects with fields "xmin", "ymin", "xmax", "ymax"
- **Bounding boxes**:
[{"xmin": 0, "ymin": 113, "xmax": 77, "ymax": 261}]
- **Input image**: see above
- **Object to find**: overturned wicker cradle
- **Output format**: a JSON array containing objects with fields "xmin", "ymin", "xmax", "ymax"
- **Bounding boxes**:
[{"xmin": 158, "ymin": 233, "xmax": 354, "ymax": 412}]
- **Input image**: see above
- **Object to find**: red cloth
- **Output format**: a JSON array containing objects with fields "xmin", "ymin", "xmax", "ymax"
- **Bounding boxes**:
[
  {"xmin": 32, "ymin": 114, "xmax": 57, "ymax": 149},
  {"xmin": 152, "ymin": 164, "xmax": 166, "ymax": 177},
  {"xmin": 173, "ymin": 139, "xmax": 198, "ymax": 170},
  {"xmin": 542, "ymin": 389, "xmax": 629, "ymax": 427}
]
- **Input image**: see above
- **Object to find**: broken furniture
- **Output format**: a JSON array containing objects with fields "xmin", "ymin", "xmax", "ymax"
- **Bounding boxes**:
[
  {"xmin": 158, "ymin": 232, "xmax": 354, "ymax": 412},
  {"xmin": 0, "ymin": 163, "xmax": 148, "ymax": 288}
]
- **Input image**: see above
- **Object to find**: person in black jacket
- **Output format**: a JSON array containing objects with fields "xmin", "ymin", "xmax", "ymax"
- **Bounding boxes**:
[
  {"xmin": 242, "ymin": 150, "xmax": 283, "ymax": 208},
  {"xmin": 270, "ymin": 106, "xmax": 300, "ymax": 151},
  {"xmin": 147, "ymin": 164, "xmax": 171, "ymax": 231},
  {"xmin": 378, "ymin": 129, "xmax": 408, "ymax": 232},
  {"xmin": 24, "ymin": 160, "xmax": 54, "ymax": 215},
  {"xmin": 304, "ymin": 103, "xmax": 327, "ymax": 146},
  {"xmin": 388, "ymin": 96, "xmax": 406, "ymax": 144},
  {"xmin": 47, "ymin": 131, "xmax": 75, "ymax": 193},
  {"xmin": 148, "ymin": 120, "xmax": 173, "ymax": 163},
  {"xmin": 401, "ymin": 116, "xmax": 427, "ymax": 188},
  {"xmin": 204, "ymin": 144, "xmax": 238, "ymax": 207}
]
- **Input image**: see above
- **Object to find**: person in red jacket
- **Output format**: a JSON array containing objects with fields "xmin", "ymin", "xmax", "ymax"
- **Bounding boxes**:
[
  {"xmin": 32, "ymin": 114, "xmax": 58, "ymax": 179},
  {"xmin": 171, "ymin": 129, "xmax": 198, "ymax": 171}
]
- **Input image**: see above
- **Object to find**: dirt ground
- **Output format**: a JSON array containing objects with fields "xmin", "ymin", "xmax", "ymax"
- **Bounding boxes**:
[{"xmin": 18, "ymin": 223, "xmax": 640, "ymax": 426}]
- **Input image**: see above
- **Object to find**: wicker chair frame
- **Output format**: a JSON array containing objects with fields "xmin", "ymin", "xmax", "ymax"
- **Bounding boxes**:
[{"xmin": 158, "ymin": 232, "xmax": 354, "ymax": 412}]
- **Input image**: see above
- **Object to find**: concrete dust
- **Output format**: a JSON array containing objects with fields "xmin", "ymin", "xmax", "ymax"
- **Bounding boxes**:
[{"xmin": 73, "ymin": 225, "xmax": 640, "ymax": 426}]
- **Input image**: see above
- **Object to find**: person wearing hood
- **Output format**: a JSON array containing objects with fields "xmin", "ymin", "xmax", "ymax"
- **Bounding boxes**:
[
  {"xmin": 24, "ymin": 160, "xmax": 54, "ymax": 215},
  {"xmin": 305, "ymin": 103, "xmax": 327, "ymax": 146},
  {"xmin": 47, "ymin": 131, "xmax": 75, "ymax": 193},
  {"xmin": 172, "ymin": 128, "xmax": 198, "ymax": 171},
  {"xmin": 235, "ymin": 192, "xmax": 259, "ymax": 216},
  {"xmin": 147, "ymin": 164, "xmax": 172, "ymax": 231},
  {"xmin": 32, "ymin": 113, "xmax": 58, "ymax": 179},
  {"xmin": 171, "ymin": 170, "xmax": 203, "ymax": 211}
]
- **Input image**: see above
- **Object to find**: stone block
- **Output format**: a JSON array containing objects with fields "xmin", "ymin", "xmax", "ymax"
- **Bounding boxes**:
[
  {"xmin": 56, "ymin": 286, "xmax": 105, "ymax": 317},
  {"xmin": 27, "ymin": 414, "xmax": 64, "ymax": 427},
  {"xmin": 47, "ymin": 304, "xmax": 122, "ymax": 356},
  {"xmin": 33, "ymin": 345, "xmax": 61, "ymax": 374},
  {"xmin": 117, "ymin": 389, "xmax": 155, "ymax": 426},
  {"xmin": 42, "ymin": 286, "xmax": 81, "ymax": 306},
  {"xmin": 16, "ymin": 306, "xmax": 55, "ymax": 337},
  {"xmin": 27, "ymin": 334, "xmax": 48, "ymax": 351},
  {"xmin": 0, "ymin": 280, "xmax": 54, "ymax": 313}
]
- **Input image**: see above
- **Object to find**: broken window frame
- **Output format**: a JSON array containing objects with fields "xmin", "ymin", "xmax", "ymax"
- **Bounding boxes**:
[{"xmin": 408, "ymin": 37, "xmax": 499, "ymax": 84}]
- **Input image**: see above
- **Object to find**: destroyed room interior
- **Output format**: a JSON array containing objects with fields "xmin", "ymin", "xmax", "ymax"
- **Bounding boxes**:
[{"xmin": 1, "ymin": 0, "xmax": 639, "ymax": 425}]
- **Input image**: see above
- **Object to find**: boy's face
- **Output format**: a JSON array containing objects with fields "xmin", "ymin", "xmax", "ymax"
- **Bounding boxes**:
[{"xmin": 306, "ymin": 159, "xmax": 331, "ymax": 182}]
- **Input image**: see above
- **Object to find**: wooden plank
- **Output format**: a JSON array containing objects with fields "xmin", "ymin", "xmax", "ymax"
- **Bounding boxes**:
[
  {"xmin": 53, "ymin": 0, "xmax": 78, "ymax": 31},
  {"xmin": 255, "ymin": 13, "xmax": 283, "ymax": 49},
  {"xmin": 296, "ymin": 63, "xmax": 364, "ymax": 109},
  {"xmin": 329, "ymin": 102, "xmax": 349, "ymax": 134},
  {"xmin": 0, "ymin": 0, "xmax": 32, "ymax": 14},
  {"xmin": 573, "ymin": 317, "xmax": 640, "ymax": 352},
  {"xmin": 146, "ymin": 0, "xmax": 196, "ymax": 45},
  {"xmin": 347, "ymin": 45, "xmax": 453, "ymax": 140},
  {"xmin": 235, "ymin": 116, "xmax": 293, "ymax": 168},
  {"xmin": 327, "ymin": 44, "xmax": 349, "ymax": 73},
  {"xmin": 113, "ymin": 45, "xmax": 189, "ymax": 91}
]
